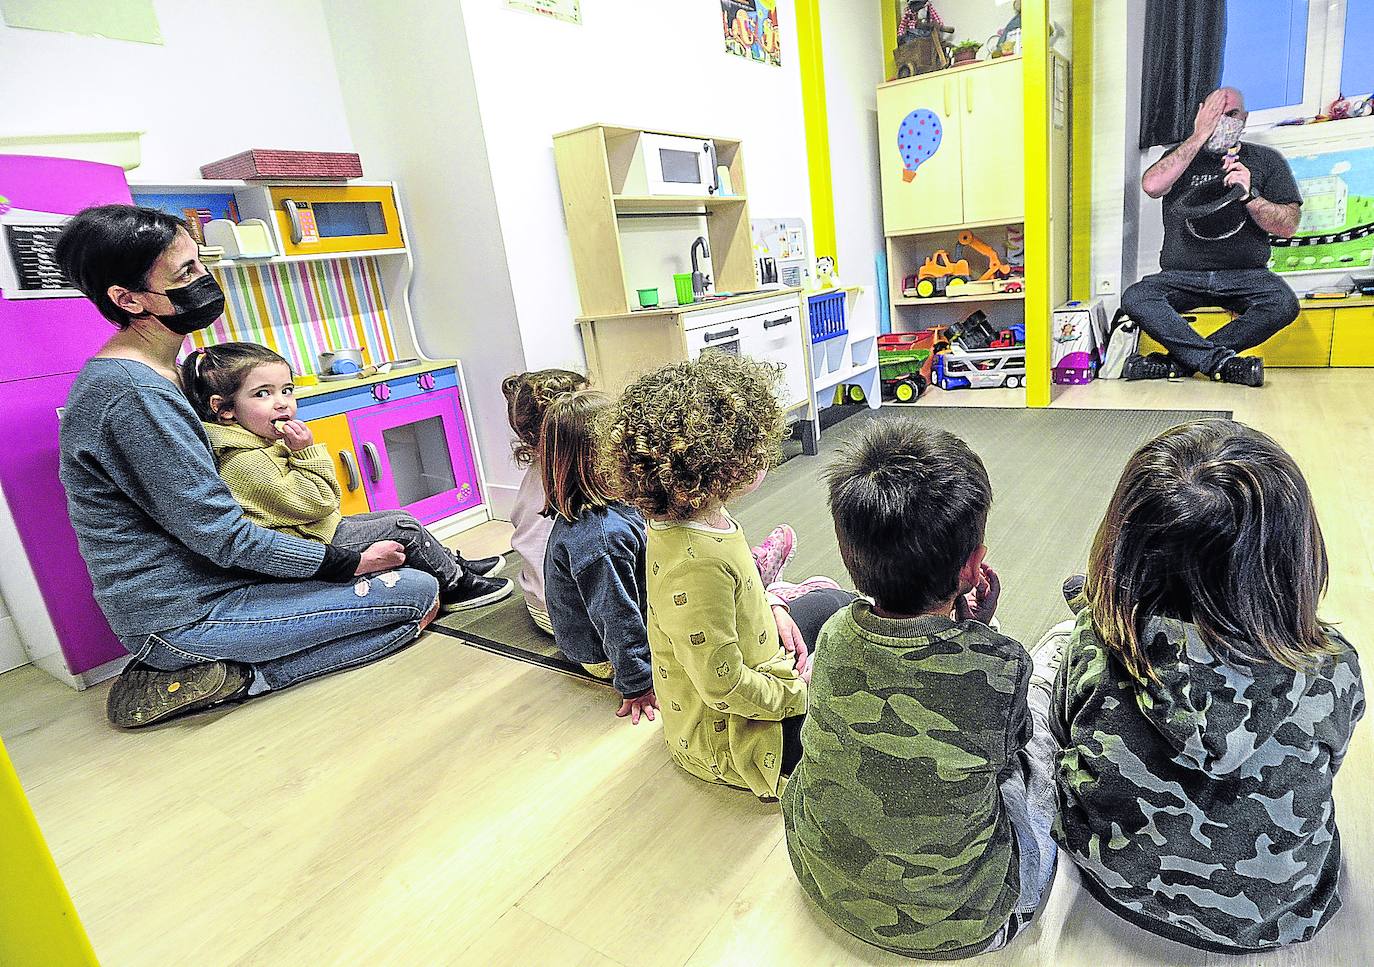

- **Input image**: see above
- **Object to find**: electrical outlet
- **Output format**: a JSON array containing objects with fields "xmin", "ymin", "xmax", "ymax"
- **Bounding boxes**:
[{"xmin": 1097, "ymin": 275, "xmax": 1119, "ymax": 295}]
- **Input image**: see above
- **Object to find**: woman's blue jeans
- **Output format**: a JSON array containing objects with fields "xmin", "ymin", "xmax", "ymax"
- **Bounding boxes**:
[{"xmin": 123, "ymin": 568, "xmax": 440, "ymax": 692}]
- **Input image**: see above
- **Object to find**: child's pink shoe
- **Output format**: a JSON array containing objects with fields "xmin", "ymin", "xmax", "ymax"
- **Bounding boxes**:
[
  {"xmin": 752, "ymin": 524, "xmax": 796, "ymax": 585},
  {"xmin": 767, "ymin": 575, "xmax": 843, "ymax": 605}
]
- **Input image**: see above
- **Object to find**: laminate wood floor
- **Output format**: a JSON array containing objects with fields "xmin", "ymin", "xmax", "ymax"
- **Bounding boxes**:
[{"xmin": 2, "ymin": 369, "xmax": 1371, "ymax": 966}]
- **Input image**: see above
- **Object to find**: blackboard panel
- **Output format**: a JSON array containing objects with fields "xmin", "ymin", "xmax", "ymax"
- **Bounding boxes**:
[{"xmin": 4, "ymin": 223, "xmax": 71, "ymax": 292}]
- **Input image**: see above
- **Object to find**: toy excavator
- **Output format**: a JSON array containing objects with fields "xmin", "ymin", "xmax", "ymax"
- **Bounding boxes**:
[{"xmin": 905, "ymin": 230, "xmax": 1012, "ymax": 298}]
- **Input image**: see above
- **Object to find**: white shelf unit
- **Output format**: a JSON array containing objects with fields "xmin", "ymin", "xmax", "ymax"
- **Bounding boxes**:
[{"xmin": 804, "ymin": 286, "xmax": 880, "ymax": 414}]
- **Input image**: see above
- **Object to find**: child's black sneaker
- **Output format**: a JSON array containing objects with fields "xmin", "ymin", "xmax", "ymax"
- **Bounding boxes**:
[
  {"xmin": 440, "ymin": 573, "xmax": 515, "ymax": 612},
  {"xmin": 1122, "ymin": 352, "xmax": 1187, "ymax": 381},
  {"xmin": 457, "ymin": 553, "xmax": 504, "ymax": 577},
  {"xmin": 1214, "ymin": 354, "xmax": 1264, "ymax": 387}
]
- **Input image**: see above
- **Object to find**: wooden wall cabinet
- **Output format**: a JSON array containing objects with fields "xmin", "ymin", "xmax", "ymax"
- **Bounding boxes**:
[{"xmin": 877, "ymin": 58, "xmax": 1027, "ymax": 236}]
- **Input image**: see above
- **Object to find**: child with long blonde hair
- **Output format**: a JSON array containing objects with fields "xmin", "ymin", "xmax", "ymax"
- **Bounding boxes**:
[{"xmin": 540, "ymin": 390, "xmax": 657, "ymax": 724}]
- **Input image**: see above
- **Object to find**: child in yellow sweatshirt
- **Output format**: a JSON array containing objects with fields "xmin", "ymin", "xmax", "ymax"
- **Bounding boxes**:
[
  {"xmin": 603, "ymin": 352, "xmax": 852, "ymax": 799},
  {"xmin": 181, "ymin": 342, "xmax": 513, "ymax": 612}
]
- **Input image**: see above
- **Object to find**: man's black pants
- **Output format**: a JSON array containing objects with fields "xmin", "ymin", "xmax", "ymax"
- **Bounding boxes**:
[{"xmin": 1120, "ymin": 268, "xmax": 1300, "ymax": 375}]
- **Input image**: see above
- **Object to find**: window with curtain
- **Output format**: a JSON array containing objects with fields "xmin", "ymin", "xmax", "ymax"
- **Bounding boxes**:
[{"xmin": 1220, "ymin": 0, "xmax": 1373, "ymax": 124}]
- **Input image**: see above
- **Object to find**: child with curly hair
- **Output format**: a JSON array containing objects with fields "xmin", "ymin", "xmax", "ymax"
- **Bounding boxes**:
[
  {"xmin": 603, "ymin": 352, "xmax": 851, "ymax": 799},
  {"xmin": 502, "ymin": 369, "xmax": 591, "ymax": 633}
]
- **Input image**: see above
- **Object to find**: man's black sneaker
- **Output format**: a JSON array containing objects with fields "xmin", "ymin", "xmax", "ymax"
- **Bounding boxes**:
[
  {"xmin": 1214, "ymin": 354, "xmax": 1264, "ymax": 387},
  {"xmin": 1121, "ymin": 352, "xmax": 1187, "ymax": 381},
  {"xmin": 457, "ymin": 554, "xmax": 504, "ymax": 577},
  {"xmin": 440, "ymin": 573, "xmax": 515, "ymax": 613}
]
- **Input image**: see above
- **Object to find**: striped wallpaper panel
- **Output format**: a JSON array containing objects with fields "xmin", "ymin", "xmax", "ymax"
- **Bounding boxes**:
[{"xmin": 190, "ymin": 258, "xmax": 397, "ymax": 375}]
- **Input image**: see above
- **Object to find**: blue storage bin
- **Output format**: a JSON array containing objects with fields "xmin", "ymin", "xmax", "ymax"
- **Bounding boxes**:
[{"xmin": 808, "ymin": 290, "xmax": 848, "ymax": 344}]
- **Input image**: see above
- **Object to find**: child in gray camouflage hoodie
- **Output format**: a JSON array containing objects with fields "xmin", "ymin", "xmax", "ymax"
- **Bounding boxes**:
[{"xmin": 1052, "ymin": 419, "xmax": 1365, "ymax": 953}]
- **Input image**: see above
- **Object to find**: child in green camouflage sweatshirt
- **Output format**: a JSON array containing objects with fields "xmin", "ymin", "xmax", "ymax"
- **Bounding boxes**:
[
  {"xmin": 781, "ymin": 419, "xmax": 1058, "ymax": 958},
  {"xmin": 1053, "ymin": 419, "xmax": 1364, "ymax": 953}
]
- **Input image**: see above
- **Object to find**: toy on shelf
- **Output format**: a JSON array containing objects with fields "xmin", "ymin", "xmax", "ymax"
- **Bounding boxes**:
[
  {"xmin": 903, "ymin": 233, "xmax": 1022, "ymax": 300},
  {"xmin": 878, "ymin": 327, "xmax": 951, "ymax": 400},
  {"xmin": 893, "ymin": 1, "xmax": 954, "ymax": 79},
  {"xmin": 957, "ymin": 231, "xmax": 1012, "ymax": 282},
  {"xmin": 990, "ymin": 322, "xmax": 1026, "ymax": 348},
  {"xmin": 949, "ymin": 310, "xmax": 1001, "ymax": 351},
  {"xmin": 904, "ymin": 250, "xmax": 970, "ymax": 298},
  {"xmin": 987, "ymin": 0, "xmax": 1022, "ymax": 58},
  {"xmin": 932, "ymin": 345, "xmax": 1027, "ymax": 390}
]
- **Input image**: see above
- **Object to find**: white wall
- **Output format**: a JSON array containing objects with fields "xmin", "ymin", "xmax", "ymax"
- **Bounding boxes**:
[
  {"xmin": 822, "ymin": 0, "xmax": 886, "ymax": 329},
  {"xmin": 0, "ymin": 0, "xmax": 354, "ymax": 181},
  {"xmin": 459, "ymin": 0, "xmax": 815, "ymax": 372},
  {"xmin": 323, "ymin": 0, "xmax": 529, "ymax": 511}
]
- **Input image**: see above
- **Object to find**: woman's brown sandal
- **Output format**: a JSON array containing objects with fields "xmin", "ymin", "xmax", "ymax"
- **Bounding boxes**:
[{"xmin": 106, "ymin": 661, "xmax": 252, "ymax": 729}]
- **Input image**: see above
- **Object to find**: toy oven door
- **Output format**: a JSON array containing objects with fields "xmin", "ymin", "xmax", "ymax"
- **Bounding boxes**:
[{"xmin": 346, "ymin": 388, "xmax": 481, "ymax": 525}]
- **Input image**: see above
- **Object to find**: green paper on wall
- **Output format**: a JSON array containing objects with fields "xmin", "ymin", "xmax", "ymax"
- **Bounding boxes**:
[{"xmin": 1, "ymin": 0, "xmax": 162, "ymax": 45}]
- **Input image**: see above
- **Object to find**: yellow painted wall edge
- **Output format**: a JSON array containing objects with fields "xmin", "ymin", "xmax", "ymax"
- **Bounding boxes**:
[
  {"xmin": 0, "ymin": 738, "xmax": 100, "ymax": 966},
  {"xmin": 1023, "ymin": 0, "xmax": 1053, "ymax": 407},
  {"xmin": 794, "ymin": 0, "xmax": 837, "ymax": 267}
]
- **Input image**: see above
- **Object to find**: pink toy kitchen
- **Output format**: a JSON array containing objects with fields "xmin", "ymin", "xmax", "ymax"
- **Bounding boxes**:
[{"xmin": 0, "ymin": 154, "xmax": 491, "ymax": 689}]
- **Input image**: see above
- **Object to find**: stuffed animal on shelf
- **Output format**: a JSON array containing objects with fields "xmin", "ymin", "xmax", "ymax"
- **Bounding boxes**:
[{"xmin": 894, "ymin": 1, "xmax": 953, "ymax": 78}]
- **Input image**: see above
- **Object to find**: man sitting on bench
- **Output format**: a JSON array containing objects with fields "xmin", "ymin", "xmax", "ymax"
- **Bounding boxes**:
[{"xmin": 1121, "ymin": 87, "xmax": 1303, "ymax": 388}]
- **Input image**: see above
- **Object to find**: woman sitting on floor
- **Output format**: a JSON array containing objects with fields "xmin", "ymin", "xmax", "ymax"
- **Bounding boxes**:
[{"xmin": 55, "ymin": 205, "xmax": 441, "ymax": 729}]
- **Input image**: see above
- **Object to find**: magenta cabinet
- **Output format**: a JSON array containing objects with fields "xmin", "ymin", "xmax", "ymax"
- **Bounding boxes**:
[
  {"xmin": 0, "ymin": 155, "xmax": 133, "ymax": 678},
  {"xmin": 0, "ymin": 374, "xmax": 124, "ymax": 672},
  {"xmin": 346, "ymin": 385, "xmax": 482, "ymax": 525}
]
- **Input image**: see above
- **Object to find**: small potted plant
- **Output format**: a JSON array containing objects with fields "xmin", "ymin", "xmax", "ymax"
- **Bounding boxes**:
[{"xmin": 952, "ymin": 40, "xmax": 981, "ymax": 65}]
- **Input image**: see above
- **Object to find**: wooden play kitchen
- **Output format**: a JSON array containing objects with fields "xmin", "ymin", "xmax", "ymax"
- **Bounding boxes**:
[{"xmin": 554, "ymin": 123, "xmax": 840, "ymax": 453}]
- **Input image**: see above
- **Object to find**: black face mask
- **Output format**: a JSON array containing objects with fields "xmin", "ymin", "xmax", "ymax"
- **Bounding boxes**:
[{"xmin": 142, "ymin": 274, "xmax": 226, "ymax": 335}]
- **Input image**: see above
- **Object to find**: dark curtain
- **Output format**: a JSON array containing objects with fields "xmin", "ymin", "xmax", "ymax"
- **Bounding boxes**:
[{"xmin": 1139, "ymin": 0, "xmax": 1228, "ymax": 149}]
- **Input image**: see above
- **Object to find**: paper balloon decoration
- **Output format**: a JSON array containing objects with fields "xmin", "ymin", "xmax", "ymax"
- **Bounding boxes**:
[{"xmin": 897, "ymin": 109, "xmax": 942, "ymax": 182}]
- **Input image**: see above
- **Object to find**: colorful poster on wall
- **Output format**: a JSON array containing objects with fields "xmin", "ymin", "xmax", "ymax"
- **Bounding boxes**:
[
  {"xmin": 505, "ymin": 0, "xmax": 580, "ymax": 25},
  {"xmin": 1270, "ymin": 148, "xmax": 1374, "ymax": 274},
  {"xmin": 722, "ymin": 0, "xmax": 781, "ymax": 67}
]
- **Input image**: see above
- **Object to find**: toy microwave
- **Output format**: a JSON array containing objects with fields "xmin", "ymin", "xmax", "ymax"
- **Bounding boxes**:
[
  {"xmin": 237, "ymin": 184, "xmax": 405, "ymax": 257},
  {"xmin": 622, "ymin": 133, "xmax": 719, "ymax": 197}
]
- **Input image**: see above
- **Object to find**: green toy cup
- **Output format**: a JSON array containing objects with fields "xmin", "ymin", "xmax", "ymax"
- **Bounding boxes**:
[
  {"xmin": 674, "ymin": 273, "xmax": 695, "ymax": 305},
  {"xmin": 636, "ymin": 287, "xmax": 659, "ymax": 308}
]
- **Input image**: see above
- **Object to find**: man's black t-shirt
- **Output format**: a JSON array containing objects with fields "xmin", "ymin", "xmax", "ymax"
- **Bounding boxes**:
[{"xmin": 1160, "ymin": 142, "xmax": 1303, "ymax": 271}]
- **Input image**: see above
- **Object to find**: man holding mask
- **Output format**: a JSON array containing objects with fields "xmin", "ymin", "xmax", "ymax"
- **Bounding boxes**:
[{"xmin": 1121, "ymin": 87, "xmax": 1304, "ymax": 387}]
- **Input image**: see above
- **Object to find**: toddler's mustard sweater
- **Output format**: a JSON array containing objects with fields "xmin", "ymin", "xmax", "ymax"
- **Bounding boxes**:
[{"xmin": 204, "ymin": 422, "xmax": 342, "ymax": 543}]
